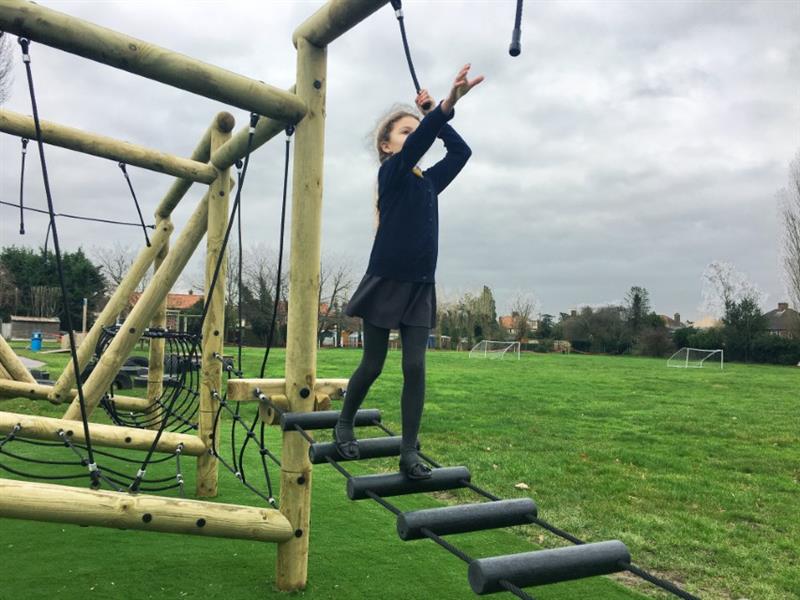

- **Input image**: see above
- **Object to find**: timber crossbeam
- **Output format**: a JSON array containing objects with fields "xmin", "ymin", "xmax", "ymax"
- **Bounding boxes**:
[
  {"xmin": 0, "ymin": 411, "xmax": 206, "ymax": 456},
  {"xmin": 0, "ymin": 478, "xmax": 294, "ymax": 543},
  {"xmin": 0, "ymin": 110, "xmax": 217, "ymax": 183}
]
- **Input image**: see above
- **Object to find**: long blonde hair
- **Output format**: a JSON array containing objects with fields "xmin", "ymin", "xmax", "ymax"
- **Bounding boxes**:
[{"xmin": 373, "ymin": 106, "xmax": 420, "ymax": 229}]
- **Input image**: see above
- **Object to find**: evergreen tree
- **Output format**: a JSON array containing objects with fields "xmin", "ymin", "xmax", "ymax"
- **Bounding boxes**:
[{"xmin": 0, "ymin": 246, "xmax": 106, "ymax": 329}]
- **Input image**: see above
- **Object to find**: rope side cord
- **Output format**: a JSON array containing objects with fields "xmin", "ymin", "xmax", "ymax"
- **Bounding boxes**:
[
  {"xmin": 1, "ymin": 199, "xmax": 157, "ymax": 229},
  {"xmin": 18, "ymin": 138, "xmax": 28, "ymax": 234},
  {"xmin": 18, "ymin": 37, "xmax": 101, "ymax": 489},
  {"xmin": 259, "ymin": 125, "xmax": 294, "ymax": 378},
  {"xmin": 304, "ymin": 417, "xmax": 700, "ymax": 600},
  {"xmin": 118, "ymin": 162, "xmax": 151, "ymax": 246}
]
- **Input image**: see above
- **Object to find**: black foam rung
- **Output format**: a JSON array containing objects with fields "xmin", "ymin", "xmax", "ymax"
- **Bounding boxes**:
[
  {"xmin": 468, "ymin": 540, "xmax": 630, "ymax": 595},
  {"xmin": 347, "ymin": 466, "xmax": 470, "ymax": 500},
  {"xmin": 397, "ymin": 498, "xmax": 537, "ymax": 541},
  {"xmin": 280, "ymin": 409, "xmax": 381, "ymax": 432},
  {"xmin": 309, "ymin": 436, "xmax": 410, "ymax": 464}
]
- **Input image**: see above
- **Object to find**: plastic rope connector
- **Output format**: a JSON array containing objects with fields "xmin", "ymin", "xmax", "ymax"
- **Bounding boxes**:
[
  {"xmin": 21, "ymin": 138, "xmax": 28, "ymax": 154},
  {"xmin": 249, "ymin": 112, "xmax": 259, "ymax": 134},
  {"xmin": 18, "ymin": 37, "xmax": 31, "ymax": 63}
]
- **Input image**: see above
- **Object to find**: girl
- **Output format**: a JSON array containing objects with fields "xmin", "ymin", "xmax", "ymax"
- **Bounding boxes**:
[{"xmin": 336, "ymin": 64, "xmax": 484, "ymax": 480}]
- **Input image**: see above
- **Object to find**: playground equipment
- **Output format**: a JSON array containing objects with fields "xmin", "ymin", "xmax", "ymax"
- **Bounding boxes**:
[{"xmin": 0, "ymin": 1, "xmax": 699, "ymax": 598}]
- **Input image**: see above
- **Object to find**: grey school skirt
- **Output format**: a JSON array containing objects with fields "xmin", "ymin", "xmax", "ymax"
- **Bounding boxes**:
[{"xmin": 345, "ymin": 274, "xmax": 436, "ymax": 330}]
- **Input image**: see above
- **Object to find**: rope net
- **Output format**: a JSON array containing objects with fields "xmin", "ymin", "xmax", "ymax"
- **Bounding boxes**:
[{"xmin": 92, "ymin": 326, "xmax": 201, "ymax": 434}]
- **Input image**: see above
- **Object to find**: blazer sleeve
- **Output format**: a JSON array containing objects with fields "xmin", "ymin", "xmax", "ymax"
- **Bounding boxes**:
[
  {"xmin": 379, "ymin": 103, "xmax": 454, "ymax": 191},
  {"xmin": 423, "ymin": 124, "xmax": 472, "ymax": 195}
]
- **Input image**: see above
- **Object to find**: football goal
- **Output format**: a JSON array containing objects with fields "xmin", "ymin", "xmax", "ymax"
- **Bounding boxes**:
[
  {"xmin": 667, "ymin": 347, "xmax": 724, "ymax": 369},
  {"xmin": 468, "ymin": 340, "xmax": 521, "ymax": 360}
]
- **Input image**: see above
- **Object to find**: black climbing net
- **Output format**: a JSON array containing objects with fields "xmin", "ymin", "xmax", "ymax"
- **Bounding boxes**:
[
  {"xmin": 0, "ymin": 424, "xmax": 186, "ymax": 495},
  {"xmin": 94, "ymin": 327, "xmax": 201, "ymax": 434}
]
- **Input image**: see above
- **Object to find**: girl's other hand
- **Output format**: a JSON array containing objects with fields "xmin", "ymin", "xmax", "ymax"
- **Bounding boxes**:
[
  {"xmin": 441, "ymin": 64, "xmax": 484, "ymax": 114},
  {"xmin": 416, "ymin": 89, "xmax": 434, "ymax": 114}
]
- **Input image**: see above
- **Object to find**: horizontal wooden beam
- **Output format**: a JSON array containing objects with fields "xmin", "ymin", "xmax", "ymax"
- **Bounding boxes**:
[
  {"xmin": 0, "ymin": 0, "xmax": 307, "ymax": 122},
  {"xmin": 0, "ymin": 478, "xmax": 294, "ymax": 543},
  {"xmin": 0, "ymin": 411, "xmax": 206, "ymax": 456},
  {"xmin": 293, "ymin": 0, "xmax": 388, "ymax": 48},
  {"xmin": 226, "ymin": 378, "xmax": 348, "ymax": 402},
  {"xmin": 0, "ymin": 380, "xmax": 60, "ymax": 402},
  {"xmin": 0, "ymin": 110, "xmax": 217, "ymax": 183},
  {"xmin": 0, "ymin": 380, "xmax": 153, "ymax": 413}
]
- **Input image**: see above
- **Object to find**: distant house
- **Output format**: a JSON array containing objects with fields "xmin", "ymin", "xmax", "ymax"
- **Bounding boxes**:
[
  {"xmin": 498, "ymin": 314, "xmax": 539, "ymax": 338},
  {"xmin": 499, "ymin": 315, "xmax": 516, "ymax": 336},
  {"xmin": 694, "ymin": 315, "xmax": 722, "ymax": 330},
  {"xmin": 764, "ymin": 302, "xmax": 800, "ymax": 339},
  {"xmin": 128, "ymin": 290, "xmax": 203, "ymax": 332},
  {"xmin": 660, "ymin": 312, "xmax": 686, "ymax": 332}
]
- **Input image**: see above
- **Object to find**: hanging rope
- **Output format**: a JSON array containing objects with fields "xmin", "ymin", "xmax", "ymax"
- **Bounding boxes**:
[
  {"xmin": 18, "ymin": 138, "xmax": 28, "ymax": 234},
  {"xmin": 118, "ymin": 162, "xmax": 151, "ymax": 247},
  {"xmin": 509, "ymin": 0, "xmax": 524, "ymax": 57},
  {"xmin": 259, "ymin": 125, "xmax": 294, "ymax": 378},
  {"xmin": 18, "ymin": 36, "xmax": 101, "ymax": 489},
  {"xmin": 389, "ymin": 0, "xmax": 431, "ymax": 110}
]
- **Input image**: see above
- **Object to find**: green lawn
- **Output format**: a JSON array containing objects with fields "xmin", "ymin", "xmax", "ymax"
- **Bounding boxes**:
[{"xmin": 1, "ymin": 343, "xmax": 797, "ymax": 599}]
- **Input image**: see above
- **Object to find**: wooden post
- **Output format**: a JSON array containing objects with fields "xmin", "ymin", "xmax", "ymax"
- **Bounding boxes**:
[
  {"xmin": 62, "ymin": 192, "xmax": 209, "ymax": 421},
  {"xmin": 145, "ymin": 232, "xmax": 170, "ymax": 429},
  {"xmin": 0, "ymin": 335, "xmax": 37, "ymax": 384},
  {"xmin": 0, "ymin": 1, "xmax": 306, "ymax": 122},
  {"xmin": 0, "ymin": 110, "xmax": 217, "ymax": 183},
  {"xmin": 0, "ymin": 479, "xmax": 294, "ymax": 543},
  {"xmin": 52, "ymin": 220, "xmax": 173, "ymax": 404},
  {"xmin": 196, "ymin": 113, "xmax": 233, "ymax": 498},
  {"xmin": 276, "ymin": 36, "xmax": 327, "ymax": 592}
]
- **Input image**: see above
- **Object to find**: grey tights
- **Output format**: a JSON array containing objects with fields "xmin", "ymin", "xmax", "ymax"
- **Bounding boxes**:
[{"xmin": 336, "ymin": 320, "xmax": 429, "ymax": 458}]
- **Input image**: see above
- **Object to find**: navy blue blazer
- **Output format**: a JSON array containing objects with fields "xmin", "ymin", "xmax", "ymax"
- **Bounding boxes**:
[{"xmin": 366, "ymin": 104, "xmax": 471, "ymax": 282}]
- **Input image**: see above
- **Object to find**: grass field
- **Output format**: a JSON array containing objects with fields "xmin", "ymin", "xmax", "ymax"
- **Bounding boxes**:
[{"xmin": 1, "ymin": 343, "xmax": 797, "ymax": 600}]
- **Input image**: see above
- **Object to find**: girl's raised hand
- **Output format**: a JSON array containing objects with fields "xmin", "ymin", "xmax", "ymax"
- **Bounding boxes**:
[
  {"xmin": 442, "ymin": 64, "xmax": 484, "ymax": 114},
  {"xmin": 415, "ymin": 89, "xmax": 434, "ymax": 114}
]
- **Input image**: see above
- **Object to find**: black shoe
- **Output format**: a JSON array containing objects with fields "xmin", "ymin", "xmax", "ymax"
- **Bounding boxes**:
[
  {"xmin": 399, "ymin": 453, "xmax": 432, "ymax": 480},
  {"xmin": 333, "ymin": 424, "xmax": 360, "ymax": 460}
]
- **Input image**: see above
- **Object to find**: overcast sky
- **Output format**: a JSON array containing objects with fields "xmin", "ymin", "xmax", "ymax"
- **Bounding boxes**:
[{"xmin": 1, "ymin": 0, "xmax": 798, "ymax": 321}]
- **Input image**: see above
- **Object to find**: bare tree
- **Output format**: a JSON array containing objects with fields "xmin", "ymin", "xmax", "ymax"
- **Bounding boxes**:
[
  {"xmin": 779, "ymin": 150, "xmax": 800, "ymax": 309},
  {"xmin": 700, "ymin": 261, "xmax": 766, "ymax": 318},
  {"xmin": 0, "ymin": 32, "xmax": 14, "ymax": 105},
  {"xmin": 510, "ymin": 292, "xmax": 539, "ymax": 341},
  {"xmin": 242, "ymin": 243, "xmax": 289, "ymax": 304},
  {"xmin": 30, "ymin": 286, "xmax": 59, "ymax": 317},
  {"xmin": 318, "ymin": 253, "xmax": 356, "ymax": 338},
  {"xmin": 92, "ymin": 243, "xmax": 152, "ymax": 292}
]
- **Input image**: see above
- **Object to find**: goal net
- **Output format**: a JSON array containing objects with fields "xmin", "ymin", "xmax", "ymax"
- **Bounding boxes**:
[
  {"xmin": 468, "ymin": 340, "xmax": 521, "ymax": 360},
  {"xmin": 667, "ymin": 347, "xmax": 724, "ymax": 369}
]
